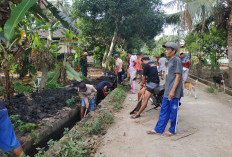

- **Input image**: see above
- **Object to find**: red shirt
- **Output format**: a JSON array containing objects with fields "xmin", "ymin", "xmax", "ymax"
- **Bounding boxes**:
[{"xmin": 183, "ymin": 61, "xmax": 191, "ymax": 69}]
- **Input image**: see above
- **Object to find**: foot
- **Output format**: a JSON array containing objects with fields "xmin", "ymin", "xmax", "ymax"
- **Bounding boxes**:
[
  {"xmin": 163, "ymin": 131, "xmax": 175, "ymax": 137},
  {"xmin": 146, "ymin": 130, "xmax": 158, "ymax": 135},
  {"xmin": 128, "ymin": 91, "xmax": 136, "ymax": 94},
  {"xmin": 131, "ymin": 114, "xmax": 140, "ymax": 119}
]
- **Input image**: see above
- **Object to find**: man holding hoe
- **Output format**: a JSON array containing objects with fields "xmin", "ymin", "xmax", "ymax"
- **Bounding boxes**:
[{"xmin": 147, "ymin": 42, "xmax": 183, "ymax": 136}]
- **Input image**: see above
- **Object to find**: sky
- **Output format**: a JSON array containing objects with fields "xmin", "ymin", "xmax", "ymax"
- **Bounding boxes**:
[{"xmin": 155, "ymin": 0, "xmax": 179, "ymax": 39}]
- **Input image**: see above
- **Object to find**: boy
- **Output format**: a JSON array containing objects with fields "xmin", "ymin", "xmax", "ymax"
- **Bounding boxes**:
[
  {"xmin": 147, "ymin": 42, "xmax": 183, "ymax": 136},
  {"xmin": 79, "ymin": 82, "xmax": 97, "ymax": 119}
]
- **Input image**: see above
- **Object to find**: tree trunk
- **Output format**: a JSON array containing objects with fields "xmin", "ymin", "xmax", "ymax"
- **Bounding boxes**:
[
  {"xmin": 102, "ymin": 44, "xmax": 109, "ymax": 69},
  {"xmin": 40, "ymin": 64, "xmax": 48, "ymax": 90},
  {"xmin": 227, "ymin": 6, "xmax": 232, "ymax": 86},
  {"xmin": 3, "ymin": 60, "xmax": 14, "ymax": 99},
  {"xmin": 104, "ymin": 30, "xmax": 118, "ymax": 70}
]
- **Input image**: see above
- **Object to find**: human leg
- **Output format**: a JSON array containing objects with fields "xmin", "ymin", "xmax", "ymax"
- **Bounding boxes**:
[
  {"xmin": 88, "ymin": 97, "xmax": 95, "ymax": 112},
  {"xmin": 83, "ymin": 66, "xmax": 87, "ymax": 77},
  {"xmin": 96, "ymin": 90, "xmax": 105, "ymax": 106},
  {"xmin": 81, "ymin": 98, "xmax": 86, "ymax": 119},
  {"xmin": 183, "ymin": 69, "xmax": 189, "ymax": 82},
  {"xmin": 154, "ymin": 98, "xmax": 171, "ymax": 133},
  {"xmin": 138, "ymin": 87, "xmax": 146, "ymax": 101},
  {"xmin": 168, "ymin": 98, "xmax": 179, "ymax": 133},
  {"xmin": 13, "ymin": 146, "xmax": 24, "ymax": 157},
  {"xmin": 136, "ymin": 90, "xmax": 152, "ymax": 116},
  {"xmin": 130, "ymin": 70, "xmax": 136, "ymax": 93},
  {"xmin": 118, "ymin": 72, "xmax": 122, "ymax": 84}
]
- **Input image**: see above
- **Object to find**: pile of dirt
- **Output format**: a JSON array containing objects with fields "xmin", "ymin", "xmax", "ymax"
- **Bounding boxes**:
[{"xmin": 5, "ymin": 76, "xmax": 114, "ymax": 124}]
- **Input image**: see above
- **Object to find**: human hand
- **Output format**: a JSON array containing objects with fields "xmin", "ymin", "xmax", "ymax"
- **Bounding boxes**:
[
  {"xmin": 168, "ymin": 90, "xmax": 175, "ymax": 100},
  {"xmin": 86, "ymin": 103, "xmax": 89, "ymax": 109}
]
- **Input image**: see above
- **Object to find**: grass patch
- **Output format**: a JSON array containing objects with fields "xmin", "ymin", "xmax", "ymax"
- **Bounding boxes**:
[
  {"xmin": 66, "ymin": 97, "xmax": 75, "ymax": 107},
  {"xmin": 206, "ymin": 86, "xmax": 215, "ymax": 93},
  {"xmin": 13, "ymin": 80, "xmax": 33, "ymax": 93}
]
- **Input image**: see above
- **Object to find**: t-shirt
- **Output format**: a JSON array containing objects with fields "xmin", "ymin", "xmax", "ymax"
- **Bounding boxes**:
[
  {"xmin": 97, "ymin": 81, "xmax": 111, "ymax": 91},
  {"xmin": 116, "ymin": 58, "xmax": 123, "ymax": 72},
  {"xmin": 164, "ymin": 56, "xmax": 183, "ymax": 98},
  {"xmin": 159, "ymin": 57, "xmax": 167, "ymax": 68},
  {"xmin": 183, "ymin": 61, "xmax": 191, "ymax": 69},
  {"xmin": 80, "ymin": 57, "xmax": 87, "ymax": 67},
  {"xmin": 143, "ymin": 61, "xmax": 160, "ymax": 84},
  {"xmin": 136, "ymin": 58, "xmax": 143, "ymax": 70},
  {"xmin": 129, "ymin": 55, "xmax": 137, "ymax": 72}
]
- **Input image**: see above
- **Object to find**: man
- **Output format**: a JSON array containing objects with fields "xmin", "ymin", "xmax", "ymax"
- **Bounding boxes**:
[
  {"xmin": 179, "ymin": 53, "xmax": 184, "ymax": 61},
  {"xmin": 96, "ymin": 80, "xmax": 114, "ymax": 105},
  {"xmin": 80, "ymin": 52, "xmax": 88, "ymax": 77},
  {"xmin": 127, "ymin": 50, "xmax": 137, "ymax": 94},
  {"xmin": 131, "ymin": 57, "xmax": 160, "ymax": 119},
  {"xmin": 0, "ymin": 101, "xmax": 24, "ymax": 157},
  {"xmin": 78, "ymin": 82, "xmax": 97, "ymax": 119},
  {"xmin": 135, "ymin": 53, "xmax": 143, "ymax": 83},
  {"xmin": 114, "ymin": 54, "xmax": 123, "ymax": 84},
  {"xmin": 159, "ymin": 53, "xmax": 168, "ymax": 80},
  {"xmin": 147, "ymin": 42, "xmax": 183, "ymax": 136}
]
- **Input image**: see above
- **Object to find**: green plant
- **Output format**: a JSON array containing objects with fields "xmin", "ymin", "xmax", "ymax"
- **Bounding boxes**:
[
  {"xmin": 206, "ymin": 86, "xmax": 215, "ymax": 93},
  {"xmin": 13, "ymin": 80, "xmax": 33, "ymax": 94},
  {"xmin": 66, "ymin": 97, "xmax": 75, "ymax": 107},
  {"xmin": 114, "ymin": 103, "xmax": 123, "ymax": 111}
]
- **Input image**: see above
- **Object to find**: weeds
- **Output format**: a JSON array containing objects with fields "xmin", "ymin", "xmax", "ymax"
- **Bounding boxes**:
[
  {"xmin": 13, "ymin": 80, "xmax": 33, "ymax": 93},
  {"xmin": 66, "ymin": 97, "xmax": 75, "ymax": 107},
  {"xmin": 114, "ymin": 103, "xmax": 122, "ymax": 111},
  {"xmin": 10, "ymin": 115, "xmax": 40, "ymax": 133},
  {"xmin": 206, "ymin": 86, "xmax": 215, "ymax": 93}
]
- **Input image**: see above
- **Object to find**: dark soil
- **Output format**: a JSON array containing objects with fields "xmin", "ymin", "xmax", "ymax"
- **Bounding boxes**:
[{"xmin": 4, "ymin": 76, "xmax": 112, "ymax": 134}]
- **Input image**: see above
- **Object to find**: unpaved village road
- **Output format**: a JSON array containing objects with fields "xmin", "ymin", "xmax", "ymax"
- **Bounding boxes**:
[{"xmin": 95, "ymin": 80, "xmax": 232, "ymax": 157}]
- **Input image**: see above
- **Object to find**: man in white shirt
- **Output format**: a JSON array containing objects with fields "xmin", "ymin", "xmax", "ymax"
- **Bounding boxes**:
[
  {"xmin": 159, "ymin": 53, "xmax": 168, "ymax": 80},
  {"xmin": 114, "ymin": 54, "xmax": 123, "ymax": 84}
]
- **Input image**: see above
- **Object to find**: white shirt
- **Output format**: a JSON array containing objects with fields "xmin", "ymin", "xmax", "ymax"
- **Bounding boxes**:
[{"xmin": 159, "ymin": 57, "xmax": 167, "ymax": 68}]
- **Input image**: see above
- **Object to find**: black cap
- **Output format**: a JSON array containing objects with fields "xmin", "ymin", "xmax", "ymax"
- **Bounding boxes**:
[
  {"xmin": 79, "ymin": 82, "xmax": 87, "ymax": 92},
  {"xmin": 127, "ymin": 50, "xmax": 132, "ymax": 54}
]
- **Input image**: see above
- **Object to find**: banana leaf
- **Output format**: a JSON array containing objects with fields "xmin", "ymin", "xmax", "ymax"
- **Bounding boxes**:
[
  {"xmin": 65, "ymin": 62, "xmax": 81, "ymax": 82},
  {"xmin": 4, "ymin": 0, "xmax": 38, "ymax": 41},
  {"xmin": 42, "ymin": 0, "xmax": 79, "ymax": 35},
  {"xmin": 47, "ymin": 64, "xmax": 62, "ymax": 84}
]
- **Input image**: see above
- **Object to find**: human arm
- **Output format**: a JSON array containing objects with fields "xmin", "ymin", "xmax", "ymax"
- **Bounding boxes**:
[
  {"xmin": 80, "ymin": 93, "xmax": 89, "ymax": 109},
  {"xmin": 140, "ymin": 75, "xmax": 146, "ymax": 89},
  {"xmin": 89, "ymin": 85, "xmax": 97, "ymax": 99}
]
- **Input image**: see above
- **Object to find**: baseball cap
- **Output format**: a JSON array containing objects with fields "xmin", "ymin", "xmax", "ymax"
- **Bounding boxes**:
[
  {"xmin": 79, "ymin": 82, "xmax": 87, "ymax": 92},
  {"xmin": 162, "ymin": 42, "xmax": 178, "ymax": 51},
  {"xmin": 83, "ymin": 52, "xmax": 88, "ymax": 55},
  {"xmin": 114, "ymin": 54, "xmax": 119, "ymax": 57}
]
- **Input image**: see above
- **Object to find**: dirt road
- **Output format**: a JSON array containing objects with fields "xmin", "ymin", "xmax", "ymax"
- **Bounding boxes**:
[{"xmin": 95, "ymin": 80, "xmax": 232, "ymax": 157}]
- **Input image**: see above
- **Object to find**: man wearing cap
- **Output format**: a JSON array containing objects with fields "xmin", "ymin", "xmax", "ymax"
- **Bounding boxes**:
[
  {"xmin": 114, "ymin": 54, "xmax": 123, "ymax": 84},
  {"xmin": 147, "ymin": 42, "xmax": 183, "ymax": 136},
  {"xmin": 127, "ymin": 50, "xmax": 137, "ymax": 94},
  {"xmin": 80, "ymin": 52, "xmax": 88, "ymax": 77},
  {"xmin": 78, "ymin": 82, "xmax": 97, "ymax": 119}
]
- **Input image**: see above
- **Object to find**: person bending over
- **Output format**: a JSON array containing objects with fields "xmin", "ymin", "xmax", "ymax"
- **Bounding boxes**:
[
  {"xmin": 96, "ymin": 80, "xmax": 114, "ymax": 105},
  {"xmin": 78, "ymin": 82, "xmax": 97, "ymax": 119},
  {"xmin": 147, "ymin": 42, "xmax": 183, "ymax": 136},
  {"xmin": 131, "ymin": 57, "xmax": 160, "ymax": 119}
]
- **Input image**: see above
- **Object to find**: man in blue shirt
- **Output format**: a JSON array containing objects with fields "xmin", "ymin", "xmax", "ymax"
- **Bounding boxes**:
[
  {"xmin": 0, "ymin": 101, "xmax": 24, "ymax": 157},
  {"xmin": 96, "ymin": 81, "xmax": 114, "ymax": 105}
]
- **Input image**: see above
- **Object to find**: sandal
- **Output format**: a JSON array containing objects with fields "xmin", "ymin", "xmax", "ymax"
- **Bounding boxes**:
[
  {"xmin": 163, "ymin": 131, "xmax": 175, "ymax": 137},
  {"xmin": 146, "ymin": 130, "xmax": 158, "ymax": 135},
  {"xmin": 131, "ymin": 115, "xmax": 140, "ymax": 119}
]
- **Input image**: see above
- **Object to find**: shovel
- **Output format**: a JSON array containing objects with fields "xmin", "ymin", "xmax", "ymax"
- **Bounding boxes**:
[{"xmin": 130, "ymin": 89, "xmax": 146, "ymax": 114}]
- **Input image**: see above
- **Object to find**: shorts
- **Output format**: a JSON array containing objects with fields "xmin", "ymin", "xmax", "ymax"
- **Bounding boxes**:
[
  {"xmin": 146, "ymin": 82, "xmax": 159, "ymax": 93},
  {"xmin": 160, "ymin": 67, "xmax": 166, "ymax": 72},
  {"xmin": 136, "ymin": 70, "xmax": 143, "ymax": 75},
  {"xmin": 81, "ymin": 97, "xmax": 95, "ymax": 112},
  {"xmin": 0, "ymin": 109, "xmax": 21, "ymax": 153}
]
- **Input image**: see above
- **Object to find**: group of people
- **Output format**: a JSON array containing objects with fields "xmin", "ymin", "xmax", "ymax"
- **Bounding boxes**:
[{"xmin": 127, "ymin": 42, "xmax": 190, "ymax": 136}]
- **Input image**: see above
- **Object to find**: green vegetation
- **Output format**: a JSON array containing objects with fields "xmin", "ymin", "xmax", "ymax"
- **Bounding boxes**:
[
  {"xmin": 65, "ymin": 97, "xmax": 75, "ymax": 107},
  {"xmin": 206, "ymin": 87, "xmax": 216, "ymax": 93},
  {"xmin": 13, "ymin": 80, "xmax": 33, "ymax": 94},
  {"xmin": 10, "ymin": 115, "xmax": 40, "ymax": 133}
]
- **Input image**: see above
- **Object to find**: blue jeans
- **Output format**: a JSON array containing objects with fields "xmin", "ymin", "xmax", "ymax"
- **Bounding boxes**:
[
  {"xmin": 81, "ymin": 97, "xmax": 95, "ymax": 112},
  {"xmin": 154, "ymin": 97, "xmax": 180, "ymax": 134}
]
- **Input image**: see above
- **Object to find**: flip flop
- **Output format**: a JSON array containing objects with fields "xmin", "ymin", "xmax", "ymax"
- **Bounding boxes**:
[
  {"xmin": 163, "ymin": 131, "xmax": 175, "ymax": 137},
  {"xmin": 131, "ymin": 115, "xmax": 140, "ymax": 119},
  {"xmin": 146, "ymin": 130, "xmax": 158, "ymax": 135}
]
